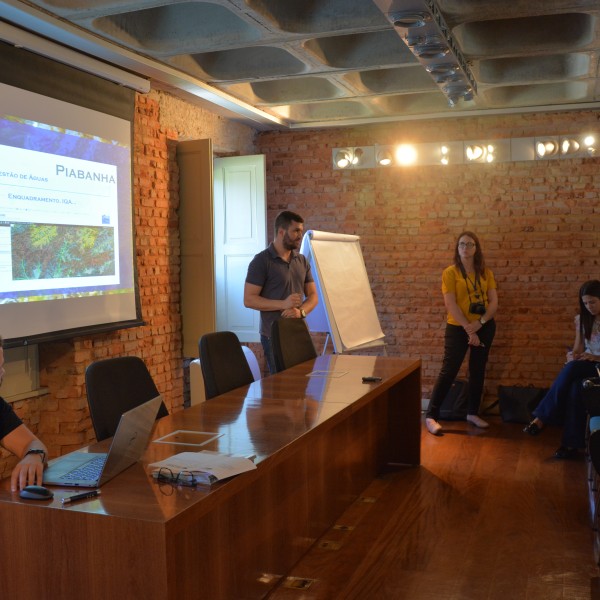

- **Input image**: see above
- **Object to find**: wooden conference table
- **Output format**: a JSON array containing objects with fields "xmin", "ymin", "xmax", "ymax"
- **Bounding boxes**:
[{"xmin": 0, "ymin": 354, "xmax": 421, "ymax": 600}]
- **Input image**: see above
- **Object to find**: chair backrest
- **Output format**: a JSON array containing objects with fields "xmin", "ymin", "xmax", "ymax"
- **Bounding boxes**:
[
  {"xmin": 589, "ymin": 416, "xmax": 600, "ymax": 475},
  {"xmin": 271, "ymin": 318, "xmax": 317, "ymax": 373},
  {"xmin": 85, "ymin": 356, "xmax": 169, "ymax": 442},
  {"xmin": 189, "ymin": 359, "xmax": 206, "ymax": 406},
  {"xmin": 241, "ymin": 345, "xmax": 262, "ymax": 381},
  {"xmin": 199, "ymin": 331, "xmax": 255, "ymax": 400}
]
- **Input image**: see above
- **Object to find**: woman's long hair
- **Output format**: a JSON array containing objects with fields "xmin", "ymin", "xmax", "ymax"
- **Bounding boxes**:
[
  {"xmin": 579, "ymin": 279, "xmax": 600, "ymax": 340},
  {"xmin": 453, "ymin": 231, "xmax": 487, "ymax": 280}
]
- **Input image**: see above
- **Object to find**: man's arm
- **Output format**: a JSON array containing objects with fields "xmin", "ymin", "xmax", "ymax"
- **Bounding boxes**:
[
  {"xmin": 301, "ymin": 281, "xmax": 318, "ymax": 314},
  {"xmin": 2, "ymin": 424, "xmax": 48, "ymax": 491},
  {"xmin": 243, "ymin": 282, "xmax": 302, "ymax": 312},
  {"xmin": 281, "ymin": 281, "xmax": 318, "ymax": 318}
]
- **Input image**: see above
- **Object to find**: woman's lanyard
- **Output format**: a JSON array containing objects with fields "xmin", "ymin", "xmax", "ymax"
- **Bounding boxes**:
[{"xmin": 458, "ymin": 264, "xmax": 483, "ymax": 303}]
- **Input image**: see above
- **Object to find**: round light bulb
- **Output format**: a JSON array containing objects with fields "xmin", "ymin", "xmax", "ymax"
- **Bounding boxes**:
[
  {"xmin": 395, "ymin": 144, "xmax": 417, "ymax": 166},
  {"xmin": 335, "ymin": 151, "xmax": 350, "ymax": 168},
  {"xmin": 536, "ymin": 142, "xmax": 546, "ymax": 157},
  {"xmin": 466, "ymin": 145, "xmax": 483, "ymax": 161}
]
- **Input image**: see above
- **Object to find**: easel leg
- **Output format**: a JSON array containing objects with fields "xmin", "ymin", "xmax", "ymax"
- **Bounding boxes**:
[{"xmin": 322, "ymin": 333, "xmax": 331, "ymax": 355}]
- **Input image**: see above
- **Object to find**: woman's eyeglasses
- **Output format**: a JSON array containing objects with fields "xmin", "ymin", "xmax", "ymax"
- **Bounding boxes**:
[{"xmin": 458, "ymin": 242, "xmax": 476, "ymax": 249}]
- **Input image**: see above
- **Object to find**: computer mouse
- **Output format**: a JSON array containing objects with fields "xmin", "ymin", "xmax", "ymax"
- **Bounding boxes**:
[{"xmin": 19, "ymin": 485, "xmax": 54, "ymax": 500}]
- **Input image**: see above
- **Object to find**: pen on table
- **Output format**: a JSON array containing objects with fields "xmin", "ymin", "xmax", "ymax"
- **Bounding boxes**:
[{"xmin": 62, "ymin": 490, "xmax": 101, "ymax": 505}]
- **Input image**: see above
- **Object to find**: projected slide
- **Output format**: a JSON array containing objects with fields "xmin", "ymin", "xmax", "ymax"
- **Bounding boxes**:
[
  {"xmin": 0, "ymin": 143, "xmax": 120, "ymax": 292},
  {"xmin": 0, "ymin": 81, "xmax": 137, "ymax": 344}
]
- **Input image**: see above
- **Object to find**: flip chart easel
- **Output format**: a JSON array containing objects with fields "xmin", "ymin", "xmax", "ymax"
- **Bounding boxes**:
[{"xmin": 300, "ymin": 230, "xmax": 385, "ymax": 354}]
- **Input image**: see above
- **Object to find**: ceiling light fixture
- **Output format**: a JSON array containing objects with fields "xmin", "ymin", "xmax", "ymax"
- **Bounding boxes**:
[
  {"xmin": 433, "ymin": 72, "xmax": 461, "ymax": 85},
  {"xmin": 376, "ymin": 148, "xmax": 393, "ymax": 166},
  {"xmin": 426, "ymin": 64, "xmax": 461, "ymax": 85},
  {"xmin": 462, "ymin": 89, "xmax": 474, "ymax": 102},
  {"xmin": 534, "ymin": 134, "xmax": 600, "ymax": 159},
  {"xmin": 395, "ymin": 144, "xmax": 418, "ymax": 166},
  {"xmin": 332, "ymin": 133, "xmax": 596, "ymax": 169},
  {"xmin": 335, "ymin": 149, "xmax": 352, "ymax": 169},
  {"xmin": 535, "ymin": 139, "xmax": 559, "ymax": 158},
  {"xmin": 351, "ymin": 147, "xmax": 364, "ymax": 166},
  {"xmin": 444, "ymin": 83, "xmax": 474, "ymax": 108},
  {"xmin": 389, "ymin": 11, "xmax": 431, "ymax": 28},
  {"xmin": 332, "ymin": 147, "xmax": 376, "ymax": 170},
  {"xmin": 466, "ymin": 143, "xmax": 495, "ymax": 163},
  {"xmin": 440, "ymin": 145, "xmax": 449, "ymax": 165},
  {"xmin": 378, "ymin": 0, "xmax": 477, "ymax": 108},
  {"xmin": 560, "ymin": 139, "xmax": 579, "ymax": 154},
  {"xmin": 412, "ymin": 38, "xmax": 450, "ymax": 60},
  {"xmin": 426, "ymin": 64, "xmax": 457, "ymax": 77},
  {"xmin": 466, "ymin": 145, "xmax": 483, "ymax": 161}
]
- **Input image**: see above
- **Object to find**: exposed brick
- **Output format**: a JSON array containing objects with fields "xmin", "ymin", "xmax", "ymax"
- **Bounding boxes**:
[{"xmin": 256, "ymin": 111, "xmax": 600, "ymax": 404}]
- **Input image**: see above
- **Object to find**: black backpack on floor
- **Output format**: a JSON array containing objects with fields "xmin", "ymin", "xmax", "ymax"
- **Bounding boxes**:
[{"xmin": 439, "ymin": 379, "xmax": 468, "ymax": 421}]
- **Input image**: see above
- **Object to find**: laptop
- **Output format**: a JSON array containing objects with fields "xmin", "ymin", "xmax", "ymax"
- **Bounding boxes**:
[{"xmin": 43, "ymin": 395, "xmax": 162, "ymax": 487}]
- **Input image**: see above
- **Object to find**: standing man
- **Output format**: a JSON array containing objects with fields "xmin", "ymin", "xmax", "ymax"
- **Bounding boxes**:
[
  {"xmin": 0, "ymin": 336, "xmax": 48, "ymax": 490},
  {"xmin": 244, "ymin": 210, "xmax": 318, "ymax": 374}
]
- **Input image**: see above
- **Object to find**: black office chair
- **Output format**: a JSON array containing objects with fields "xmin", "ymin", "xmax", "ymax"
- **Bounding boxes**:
[
  {"xmin": 85, "ymin": 356, "xmax": 169, "ymax": 442},
  {"xmin": 199, "ymin": 331, "xmax": 255, "ymax": 400},
  {"xmin": 271, "ymin": 318, "xmax": 317, "ymax": 373}
]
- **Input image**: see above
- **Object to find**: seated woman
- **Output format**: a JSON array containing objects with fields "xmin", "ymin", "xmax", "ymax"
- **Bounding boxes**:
[{"xmin": 524, "ymin": 280, "xmax": 600, "ymax": 458}]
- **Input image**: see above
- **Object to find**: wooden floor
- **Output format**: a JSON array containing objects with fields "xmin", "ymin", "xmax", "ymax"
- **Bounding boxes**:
[{"xmin": 267, "ymin": 415, "xmax": 600, "ymax": 600}]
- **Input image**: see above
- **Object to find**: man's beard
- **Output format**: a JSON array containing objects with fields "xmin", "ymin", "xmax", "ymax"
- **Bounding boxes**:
[{"xmin": 283, "ymin": 232, "xmax": 298, "ymax": 251}]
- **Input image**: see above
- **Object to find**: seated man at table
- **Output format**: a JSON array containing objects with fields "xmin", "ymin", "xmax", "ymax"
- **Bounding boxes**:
[{"xmin": 0, "ymin": 335, "xmax": 48, "ymax": 491}]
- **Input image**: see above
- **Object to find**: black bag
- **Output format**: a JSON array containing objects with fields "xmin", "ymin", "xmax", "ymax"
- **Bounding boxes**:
[
  {"xmin": 439, "ymin": 379, "xmax": 468, "ymax": 421},
  {"xmin": 495, "ymin": 385, "xmax": 547, "ymax": 423}
]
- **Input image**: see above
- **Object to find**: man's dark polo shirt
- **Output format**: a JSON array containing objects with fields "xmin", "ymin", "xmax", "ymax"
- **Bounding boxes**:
[{"xmin": 246, "ymin": 243, "xmax": 313, "ymax": 338}]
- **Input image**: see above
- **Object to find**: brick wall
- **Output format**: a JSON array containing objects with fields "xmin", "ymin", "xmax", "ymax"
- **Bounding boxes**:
[{"xmin": 255, "ymin": 110, "xmax": 600, "ymax": 403}]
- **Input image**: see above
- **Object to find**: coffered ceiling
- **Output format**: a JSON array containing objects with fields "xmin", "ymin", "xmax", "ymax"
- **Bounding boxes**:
[{"xmin": 2, "ymin": 0, "xmax": 600, "ymax": 130}]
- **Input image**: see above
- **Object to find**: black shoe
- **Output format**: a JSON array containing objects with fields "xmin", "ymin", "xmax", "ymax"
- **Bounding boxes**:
[
  {"xmin": 553, "ymin": 446, "xmax": 579, "ymax": 459},
  {"xmin": 523, "ymin": 421, "xmax": 541, "ymax": 435}
]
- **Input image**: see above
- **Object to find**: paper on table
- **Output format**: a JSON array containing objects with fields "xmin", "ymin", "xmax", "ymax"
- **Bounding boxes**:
[
  {"xmin": 149, "ymin": 450, "xmax": 257, "ymax": 485},
  {"xmin": 307, "ymin": 370, "xmax": 348, "ymax": 378}
]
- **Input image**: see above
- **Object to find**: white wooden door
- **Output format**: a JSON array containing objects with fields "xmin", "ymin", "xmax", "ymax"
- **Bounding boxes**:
[{"xmin": 214, "ymin": 155, "xmax": 266, "ymax": 342}]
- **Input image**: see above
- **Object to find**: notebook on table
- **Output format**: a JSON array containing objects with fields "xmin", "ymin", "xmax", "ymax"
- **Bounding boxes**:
[{"xmin": 43, "ymin": 395, "xmax": 162, "ymax": 488}]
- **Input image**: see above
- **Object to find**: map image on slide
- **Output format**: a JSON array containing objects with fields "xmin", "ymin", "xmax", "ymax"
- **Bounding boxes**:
[{"xmin": 11, "ymin": 223, "xmax": 115, "ymax": 280}]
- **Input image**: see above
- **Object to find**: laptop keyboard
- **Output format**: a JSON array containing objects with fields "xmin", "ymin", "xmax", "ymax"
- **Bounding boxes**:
[{"xmin": 61, "ymin": 455, "xmax": 107, "ymax": 481}]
